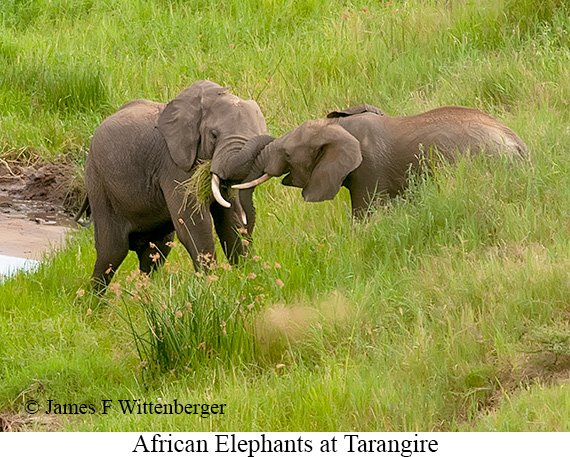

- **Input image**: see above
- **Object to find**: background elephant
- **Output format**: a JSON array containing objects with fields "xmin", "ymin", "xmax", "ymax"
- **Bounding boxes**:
[
  {"xmin": 235, "ymin": 104, "xmax": 528, "ymax": 216},
  {"xmin": 77, "ymin": 80, "xmax": 270, "ymax": 291}
]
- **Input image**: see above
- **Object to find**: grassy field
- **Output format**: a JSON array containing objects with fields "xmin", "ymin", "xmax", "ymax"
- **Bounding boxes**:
[{"xmin": 1, "ymin": 0, "xmax": 570, "ymax": 431}]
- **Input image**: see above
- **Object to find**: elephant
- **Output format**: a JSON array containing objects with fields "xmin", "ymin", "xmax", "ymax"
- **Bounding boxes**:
[
  {"xmin": 75, "ymin": 80, "xmax": 273, "ymax": 292},
  {"xmin": 234, "ymin": 104, "xmax": 528, "ymax": 217}
]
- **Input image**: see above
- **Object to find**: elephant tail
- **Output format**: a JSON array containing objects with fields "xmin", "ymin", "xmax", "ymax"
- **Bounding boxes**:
[{"xmin": 73, "ymin": 196, "xmax": 92, "ymax": 228}]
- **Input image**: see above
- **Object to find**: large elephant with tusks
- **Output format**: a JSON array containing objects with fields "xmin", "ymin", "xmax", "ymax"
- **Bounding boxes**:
[{"xmin": 76, "ymin": 80, "xmax": 272, "ymax": 292}]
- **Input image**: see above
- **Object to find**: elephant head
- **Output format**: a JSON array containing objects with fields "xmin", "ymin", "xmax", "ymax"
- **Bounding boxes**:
[
  {"xmin": 156, "ymin": 80, "xmax": 269, "ymax": 208},
  {"xmin": 233, "ymin": 118, "xmax": 363, "ymax": 202}
]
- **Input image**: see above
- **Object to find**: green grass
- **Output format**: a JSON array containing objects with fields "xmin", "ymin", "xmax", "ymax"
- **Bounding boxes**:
[{"xmin": 2, "ymin": 0, "xmax": 570, "ymax": 431}]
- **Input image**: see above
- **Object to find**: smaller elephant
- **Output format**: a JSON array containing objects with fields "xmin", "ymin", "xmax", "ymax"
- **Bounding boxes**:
[{"xmin": 234, "ymin": 104, "xmax": 528, "ymax": 216}]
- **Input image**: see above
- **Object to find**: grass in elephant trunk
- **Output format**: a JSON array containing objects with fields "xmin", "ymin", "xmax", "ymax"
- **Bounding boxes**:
[
  {"xmin": 176, "ymin": 160, "xmax": 237, "ymax": 213},
  {"xmin": 176, "ymin": 160, "xmax": 213, "ymax": 212}
]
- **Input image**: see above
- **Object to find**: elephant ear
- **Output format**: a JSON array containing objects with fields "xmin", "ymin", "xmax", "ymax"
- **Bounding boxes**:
[
  {"xmin": 157, "ymin": 80, "xmax": 228, "ymax": 171},
  {"xmin": 302, "ymin": 124, "xmax": 363, "ymax": 202},
  {"xmin": 327, "ymin": 104, "xmax": 385, "ymax": 118}
]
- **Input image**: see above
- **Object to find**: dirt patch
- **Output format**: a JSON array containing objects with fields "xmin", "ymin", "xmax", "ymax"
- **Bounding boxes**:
[
  {"xmin": 454, "ymin": 350, "xmax": 570, "ymax": 428},
  {"xmin": 0, "ymin": 161, "xmax": 83, "ymax": 209},
  {"xmin": 0, "ymin": 162, "xmax": 82, "ymax": 260}
]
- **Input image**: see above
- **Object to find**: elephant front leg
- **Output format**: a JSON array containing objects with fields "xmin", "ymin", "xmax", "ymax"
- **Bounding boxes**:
[
  {"xmin": 346, "ymin": 173, "xmax": 390, "ymax": 219},
  {"xmin": 171, "ymin": 208, "xmax": 218, "ymax": 270},
  {"xmin": 162, "ymin": 178, "xmax": 218, "ymax": 270},
  {"xmin": 210, "ymin": 198, "xmax": 249, "ymax": 264}
]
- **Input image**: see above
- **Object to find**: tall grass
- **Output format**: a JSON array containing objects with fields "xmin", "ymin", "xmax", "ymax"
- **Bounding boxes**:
[
  {"xmin": 1, "ymin": 0, "xmax": 569, "ymax": 158},
  {"xmin": 113, "ymin": 256, "xmax": 286, "ymax": 375},
  {"xmin": 1, "ymin": 0, "xmax": 570, "ymax": 431}
]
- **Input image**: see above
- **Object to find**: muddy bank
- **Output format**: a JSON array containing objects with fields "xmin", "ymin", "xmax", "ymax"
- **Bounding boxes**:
[
  {"xmin": 0, "ymin": 161, "xmax": 83, "ymax": 209},
  {"xmin": 0, "ymin": 162, "xmax": 79, "ymax": 261},
  {"xmin": 0, "ymin": 209, "xmax": 71, "ymax": 259}
]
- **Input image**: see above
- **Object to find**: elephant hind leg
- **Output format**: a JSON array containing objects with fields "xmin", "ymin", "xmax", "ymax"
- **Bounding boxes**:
[
  {"xmin": 132, "ymin": 230, "xmax": 175, "ymax": 275},
  {"xmin": 92, "ymin": 229, "xmax": 129, "ymax": 294}
]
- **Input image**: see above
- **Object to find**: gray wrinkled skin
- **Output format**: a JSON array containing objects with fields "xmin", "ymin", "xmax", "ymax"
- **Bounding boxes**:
[
  {"xmin": 79, "ymin": 80, "xmax": 268, "ymax": 292},
  {"xmin": 243, "ymin": 104, "xmax": 527, "ymax": 217}
]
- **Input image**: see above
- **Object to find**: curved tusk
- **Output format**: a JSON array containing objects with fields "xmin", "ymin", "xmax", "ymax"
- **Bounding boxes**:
[
  {"xmin": 211, "ymin": 174, "xmax": 231, "ymax": 208},
  {"xmin": 232, "ymin": 173, "xmax": 273, "ymax": 190}
]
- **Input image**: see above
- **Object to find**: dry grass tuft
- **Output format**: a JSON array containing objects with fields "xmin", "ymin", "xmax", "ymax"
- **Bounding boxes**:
[
  {"xmin": 0, "ymin": 412, "xmax": 62, "ymax": 432},
  {"xmin": 255, "ymin": 303, "xmax": 320, "ymax": 347},
  {"xmin": 254, "ymin": 290, "xmax": 355, "ymax": 354},
  {"xmin": 176, "ymin": 160, "xmax": 213, "ymax": 212}
]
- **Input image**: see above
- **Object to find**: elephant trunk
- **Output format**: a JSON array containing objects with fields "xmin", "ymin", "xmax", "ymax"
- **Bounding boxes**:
[
  {"xmin": 208, "ymin": 134, "xmax": 275, "ymax": 228},
  {"xmin": 243, "ymin": 143, "xmax": 270, "ymax": 182},
  {"xmin": 209, "ymin": 134, "xmax": 274, "ymax": 208},
  {"xmin": 234, "ymin": 137, "xmax": 287, "ymax": 190},
  {"xmin": 238, "ymin": 188, "xmax": 256, "ymax": 234},
  {"xmin": 235, "ymin": 135, "xmax": 276, "ymax": 233},
  {"xmin": 210, "ymin": 134, "xmax": 275, "ymax": 183}
]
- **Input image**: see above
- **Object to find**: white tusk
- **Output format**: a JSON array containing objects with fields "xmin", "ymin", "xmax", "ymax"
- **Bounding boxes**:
[
  {"xmin": 211, "ymin": 174, "xmax": 231, "ymax": 208},
  {"xmin": 232, "ymin": 173, "xmax": 273, "ymax": 190}
]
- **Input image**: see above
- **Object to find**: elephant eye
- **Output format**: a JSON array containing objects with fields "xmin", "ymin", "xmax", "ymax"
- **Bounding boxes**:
[{"xmin": 211, "ymin": 130, "xmax": 219, "ymax": 140}]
